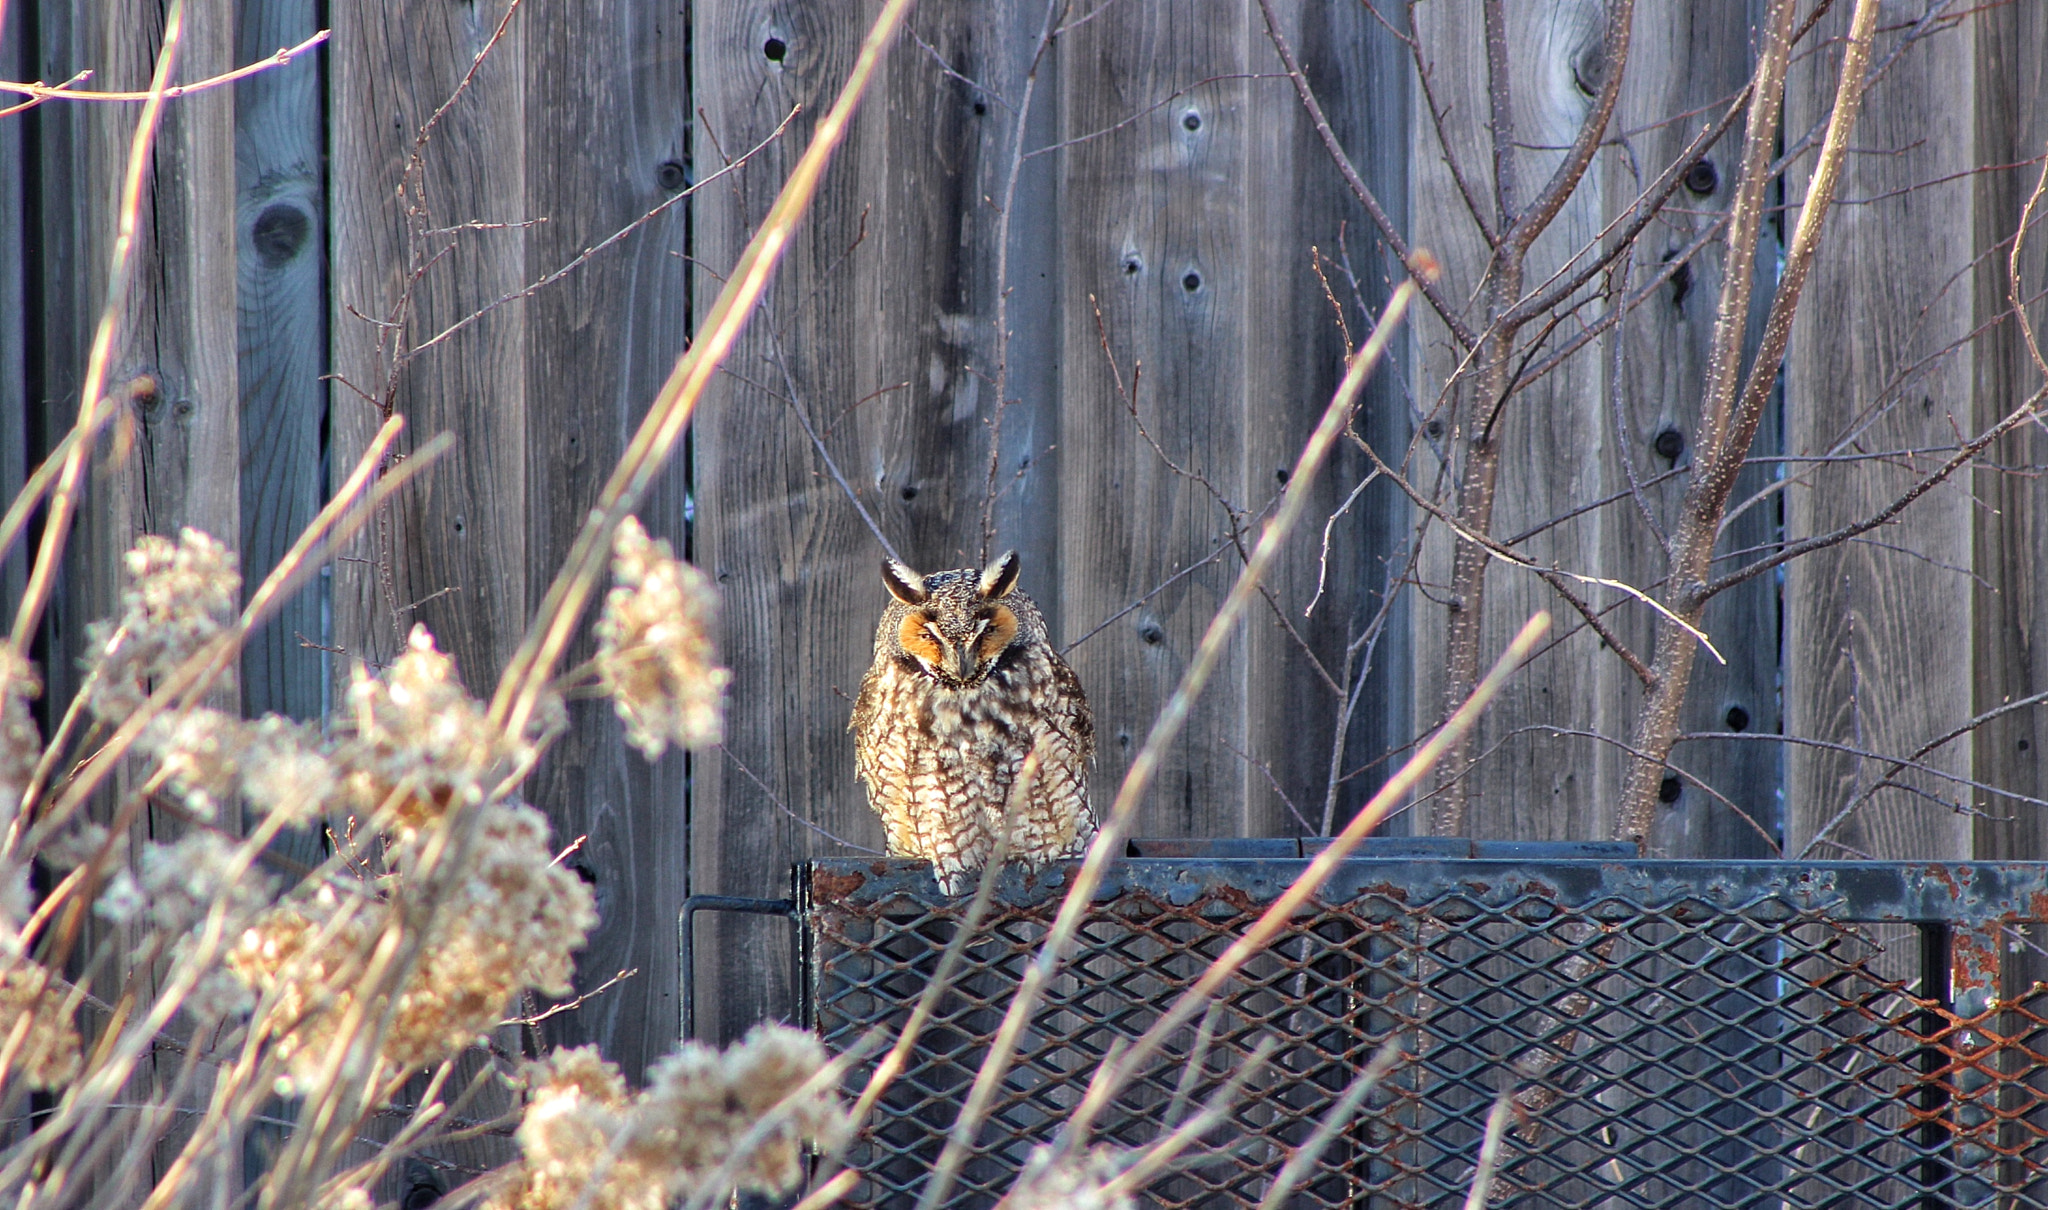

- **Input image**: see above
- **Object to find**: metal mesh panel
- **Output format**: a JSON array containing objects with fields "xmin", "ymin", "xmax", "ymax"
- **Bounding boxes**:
[{"xmin": 799, "ymin": 847, "xmax": 2048, "ymax": 1209}]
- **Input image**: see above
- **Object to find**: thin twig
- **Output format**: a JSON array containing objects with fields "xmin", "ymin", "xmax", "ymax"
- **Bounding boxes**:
[{"xmin": 0, "ymin": 29, "xmax": 327, "ymax": 111}]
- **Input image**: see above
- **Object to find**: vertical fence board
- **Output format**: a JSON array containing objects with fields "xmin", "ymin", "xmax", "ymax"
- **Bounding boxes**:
[
  {"xmin": 1613, "ymin": 2, "xmax": 1783, "ymax": 858},
  {"xmin": 1410, "ymin": 0, "xmax": 1630, "ymax": 842},
  {"xmin": 1054, "ymin": 1, "xmax": 1254, "ymax": 838},
  {"xmin": 1236, "ymin": 1, "xmax": 1407, "ymax": 837},
  {"xmin": 234, "ymin": 0, "xmax": 326, "ymax": 733},
  {"xmin": 692, "ymin": 0, "xmax": 879, "ymax": 1046},
  {"xmin": 328, "ymin": 1, "xmax": 529, "ymax": 681},
  {"xmin": 21, "ymin": 0, "xmax": 242, "ymax": 1189},
  {"xmin": 1784, "ymin": 13, "xmax": 1976, "ymax": 860},
  {"xmin": 517, "ymin": 0, "xmax": 690, "ymax": 1080},
  {"xmin": 0, "ymin": 0, "xmax": 25, "ymax": 612},
  {"xmin": 1971, "ymin": 1, "xmax": 2047, "ymax": 865},
  {"xmin": 327, "ymin": 0, "xmax": 530, "ymax": 1181},
  {"xmin": 692, "ymin": 0, "xmax": 1052, "ymax": 1043}
]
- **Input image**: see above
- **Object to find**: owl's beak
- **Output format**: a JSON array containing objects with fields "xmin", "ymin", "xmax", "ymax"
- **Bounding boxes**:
[{"xmin": 954, "ymin": 646, "xmax": 978, "ymax": 683}]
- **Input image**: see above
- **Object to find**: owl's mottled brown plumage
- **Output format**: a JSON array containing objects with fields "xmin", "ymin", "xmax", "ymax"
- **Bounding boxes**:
[{"xmin": 850, "ymin": 552, "xmax": 1094, "ymax": 895}]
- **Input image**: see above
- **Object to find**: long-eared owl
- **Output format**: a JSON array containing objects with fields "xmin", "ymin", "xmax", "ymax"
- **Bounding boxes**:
[{"xmin": 850, "ymin": 551, "xmax": 1095, "ymax": 895}]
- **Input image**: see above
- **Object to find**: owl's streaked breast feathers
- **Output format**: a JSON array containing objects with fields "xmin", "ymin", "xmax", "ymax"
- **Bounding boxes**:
[{"xmin": 850, "ymin": 551, "xmax": 1094, "ymax": 894}]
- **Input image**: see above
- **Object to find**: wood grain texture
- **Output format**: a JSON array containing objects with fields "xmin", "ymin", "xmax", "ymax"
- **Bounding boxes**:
[
  {"xmin": 326, "ymin": 0, "xmax": 529, "ymax": 1181},
  {"xmin": 515, "ymin": 0, "xmax": 691, "ymax": 1082},
  {"xmin": 1970, "ymin": 0, "xmax": 2046, "ymax": 864},
  {"xmin": 0, "ymin": 0, "xmax": 25, "ymax": 614},
  {"xmin": 327, "ymin": 0, "xmax": 692, "ymax": 1110},
  {"xmin": 693, "ymin": 0, "xmax": 988, "ymax": 1043},
  {"xmin": 1239, "ymin": 0, "xmax": 1409, "ymax": 837},
  {"xmin": 329, "ymin": 0, "xmax": 529, "ymax": 682},
  {"xmin": 1611, "ymin": 1, "xmax": 1783, "ymax": 859},
  {"xmin": 1055, "ymin": 0, "xmax": 1256, "ymax": 841},
  {"xmin": 235, "ymin": 0, "xmax": 326, "ymax": 728},
  {"xmin": 21, "ymin": 0, "xmax": 241, "ymax": 1190},
  {"xmin": 1783, "ymin": 9, "xmax": 1976, "ymax": 860},
  {"xmin": 1409, "ymin": 0, "xmax": 1632, "ymax": 842}
]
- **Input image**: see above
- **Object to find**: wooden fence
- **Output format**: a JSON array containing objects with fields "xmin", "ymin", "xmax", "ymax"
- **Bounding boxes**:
[{"xmin": 3, "ymin": 0, "xmax": 2044, "ymax": 1079}]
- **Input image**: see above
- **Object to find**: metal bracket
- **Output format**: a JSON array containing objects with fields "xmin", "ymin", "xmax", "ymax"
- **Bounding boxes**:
[{"xmin": 678, "ymin": 894, "xmax": 799, "ymax": 1040}]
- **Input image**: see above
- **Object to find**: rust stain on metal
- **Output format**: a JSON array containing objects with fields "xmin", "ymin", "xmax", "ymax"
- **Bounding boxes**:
[
  {"xmin": 811, "ymin": 867, "xmax": 868, "ymax": 903},
  {"xmin": 1952, "ymin": 925, "xmax": 2000, "ymax": 994},
  {"xmin": 1924, "ymin": 863, "xmax": 1963, "ymax": 901}
]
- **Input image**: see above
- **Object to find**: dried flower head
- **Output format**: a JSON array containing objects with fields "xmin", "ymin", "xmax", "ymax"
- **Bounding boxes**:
[
  {"xmin": 84, "ymin": 529, "xmax": 239, "ymax": 717},
  {"xmin": 338, "ymin": 625, "xmax": 507, "ymax": 833},
  {"xmin": 594, "ymin": 517, "xmax": 729, "ymax": 758},
  {"xmin": 233, "ymin": 803, "xmax": 595, "ymax": 1088},
  {"xmin": 495, "ymin": 1047, "xmax": 647, "ymax": 1210},
  {"xmin": 485, "ymin": 1026, "xmax": 849, "ymax": 1210},
  {"xmin": 140, "ymin": 708, "xmax": 246, "ymax": 821},
  {"xmin": 237, "ymin": 714, "xmax": 339, "ymax": 827},
  {"xmin": 141, "ymin": 830, "xmax": 276, "ymax": 936},
  {"xmin": 1009, "ymin": 1145, "xmax": 1135, "ymax": 1210},
  {"xmin": 137, "ymin": 707, "xmax": 338, "ymax": 828},
  {"xmin": 227, "ymin": 881, "xmax": 384, "ymax": 1083},
  {"xmin": 0, "ymin": 958, "xmax": 83, "ymax": 1090},
  {"xmin": 632, "ymin": 1022, "xmax": 850, "ymax": 1194},
  {"xmin": 0, "ymin": 649, "xmax": 41, "ymax": 831}
]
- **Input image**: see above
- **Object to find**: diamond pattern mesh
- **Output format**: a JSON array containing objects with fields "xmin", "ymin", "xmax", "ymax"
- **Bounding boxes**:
[{"xmin": 801, "ymin": 854, "xmax": 2048, "ymax": 1209}]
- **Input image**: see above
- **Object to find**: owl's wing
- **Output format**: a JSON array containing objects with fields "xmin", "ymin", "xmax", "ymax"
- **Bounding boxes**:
[
  {"xmin": 849, "ymin": 664, "xmax": 885, "ymax": 788},
  {"xmin": 1045, "ymin": 652, "xmax": 1094, "ymax": 766}
]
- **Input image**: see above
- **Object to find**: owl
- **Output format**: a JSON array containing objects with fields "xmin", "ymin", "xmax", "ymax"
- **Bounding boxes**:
[{"xmin": 850, "ymin": 551, "xmax": 1095, "ymax": 895}]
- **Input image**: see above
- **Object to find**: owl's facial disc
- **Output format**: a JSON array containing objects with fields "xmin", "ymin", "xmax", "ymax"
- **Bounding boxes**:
[{"xmin": 898, "ymin": 607, "xmax": 1017, "ymax": 687}]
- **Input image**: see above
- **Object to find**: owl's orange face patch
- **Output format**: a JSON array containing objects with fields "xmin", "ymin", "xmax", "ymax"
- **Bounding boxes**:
[
  {"xmin": 899, "ymin": 613, "xmax": 946, "ymax": 673},
  {"xmin": 976, "ymin": 606, "xmax": 1018, "ymax": 667}
]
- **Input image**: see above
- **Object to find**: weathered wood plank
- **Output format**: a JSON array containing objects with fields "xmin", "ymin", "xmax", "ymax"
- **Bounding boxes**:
[
  {"xmin": 1409, "ymin": 0, "xmax": 1633, "ymax": 842},
  {"xmin": 22, "ymin": 0, "xmax": 242, "ymax": 1190},
  {"xmin": 692, "ymin": 0, "xmax": 1019, "ymax": 1043},
  {"xmin": 515, "ymin": 0, "xmax": 690, "ymax": 1081},
  {"xmin": 1783, "ymin": 11, "xmax": 1976, "ymax": 860},
  {"xmin": 328, "ymin": 0, "xmax": 529, "ymax": 679},
  {"xmin": 1970, "ymin": 0, "xmax": 2046, "ymax": 864},
  {"xmin": 0, "ymin": 0, "xmax": 26, "ymax": 614},
  {"xmin": 235, "ymin": 0, "xmax": 326, "ymax": 729},
  {"xmin": 1608, "ymin": 1, "xmax": 1783, "ymax": 858},
  {"xmin": 327, "ymin": 0, "xmax": 530, "ymax": 1180},
  {"xmin": 1236, "ymin": 0, "xmax": 1408, "ymax": 838},
  {"xmin": 1054, "ymin": 1, "xmax": 1256, "ymax": 840}
]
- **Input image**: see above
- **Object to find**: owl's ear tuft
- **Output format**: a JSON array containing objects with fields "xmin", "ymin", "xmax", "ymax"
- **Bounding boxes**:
[
  {"xmin": 979, "ymin": 550, "xmax": 1021, "ymax": 600},
  {"xmin": 883, "ymin": 558, "xmax": 929, "ymax": 605}
]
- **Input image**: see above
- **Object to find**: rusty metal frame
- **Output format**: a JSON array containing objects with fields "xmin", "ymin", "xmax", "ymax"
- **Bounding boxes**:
[{"xmin": 795, "ymin": 841, "xmax": 2048, "ymax": 1209}]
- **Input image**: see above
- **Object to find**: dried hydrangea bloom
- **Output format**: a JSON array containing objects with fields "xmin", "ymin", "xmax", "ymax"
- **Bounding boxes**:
[
  {"xmin": 486, "ymin": 1027, "xmax": 849, "ymax": 1210},
  {"xmin": 594, "ymin": 517, "xmax": 730, "ymax": 758},
  {"xmin": 338, "ymin": 625, "xmax": 507, "ymax": 833},
  {"xmin": 1009, "ymin": 1145, "xmax": 1135, "ymax": 1210},
  {"xmin": 0, "ymin": 958, "xmax": 83, "ymax": 1090},
  {"xmin": 233, "ymin": 803, "xmax": 595, "ymax": 1088},
  {"xmin": 631, "ymin": 1022, "xmax": 850, "ymax": 1194},
  {"xmin": 0, "ymin": 650, "xmax": 41, "ymax": 829},
  {"xmin": 238, "ymin": 714, "xmax": 339, "ymax": 827},
  {"xmin": 141, "ymin": 831, "xmax": 276, "ymax": 935},
  {"xmin": 490, "ymin": 1046, "xmax": 654, "ymax": 1210},
  {"xmin": 378, "ymin": 803, "xmax": 598, "ymax": 1067},
  {"xmin": 84, "ymin": 529, "xmax": 240, "ymax": 718},
  {"xmin": 138, "ymin": 708, "xmax": 337, "ymax": 827},
  {"xmin": 227, "ymin": 882, "xmax": 384, "ymax": 1081}
]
